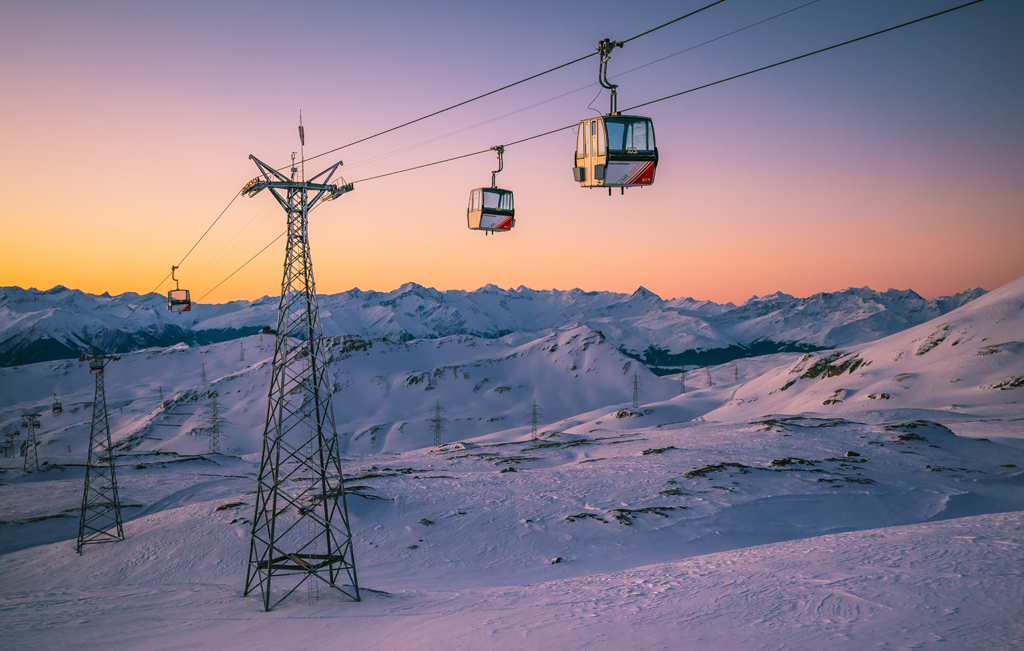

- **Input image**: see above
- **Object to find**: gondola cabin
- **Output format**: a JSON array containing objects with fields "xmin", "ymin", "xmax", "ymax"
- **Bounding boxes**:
[
  {"xmin": 52, "ymin": 401, "xmax": 62, "ymax": 415},
  {"xmin": 573, "ymin": 115, "xmax": 657, "ymax": 190},
  {"xmin": 467, "ymin": 187, "xmax": 515, "ymax": 233},
  {"xmin": 167, "ymin": 289, "xmax": 191, "ymax": 313},
  {"xmin": 89, "ymin": 359, "xmax": 104, "ymax": 374}
]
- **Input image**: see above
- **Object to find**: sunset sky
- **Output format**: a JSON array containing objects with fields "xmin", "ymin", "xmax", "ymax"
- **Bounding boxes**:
[{"xmin": 1, "ymin": 0, "xmax": 1021, "ymax": 305}]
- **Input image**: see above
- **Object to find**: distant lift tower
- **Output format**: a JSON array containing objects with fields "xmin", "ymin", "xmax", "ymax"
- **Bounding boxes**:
[
  {"xmin": 429, "ymin": 400, "xmax": 447, "ymax": 448},
  {"xmin": 77, "ymin": 354, "xmax": 124, "ymax": 554},
  {"xmin": 528, "ymin": 399, "xmax": 542, "ymax": 440},
  {"xmin": 20, "ymin": 412, "xmax": 41, "ymax": 472},
  {"xmin": 240, "ymin": 147, "xmax": 358, "ymax": 611}
]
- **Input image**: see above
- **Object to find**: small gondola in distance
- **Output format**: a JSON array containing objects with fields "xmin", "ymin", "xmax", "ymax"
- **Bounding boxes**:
[
  {"xmin": 167, "ymin": 265, "xmax": 192, "ymax": 313},
  {"xmin": 467, "ymin": 145, "xmax": 515, "ymax": 235}
]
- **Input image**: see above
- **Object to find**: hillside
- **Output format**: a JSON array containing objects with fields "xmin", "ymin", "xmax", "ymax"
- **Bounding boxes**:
[{"xmin": 0, "ymin": 275, "xmax": 1021, "ymax": 649}]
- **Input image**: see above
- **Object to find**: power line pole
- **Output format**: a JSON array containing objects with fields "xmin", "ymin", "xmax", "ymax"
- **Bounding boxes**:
[
  {"xmin": 631, "ymin": 371, "xmax": 642, "ymax": 409},
  {"xmin": 207, "ymin": 394, "xmax": 222, "ymax": 455},
  {"xmin": 77, "ymin": 354, "xmax": 124, "ymax": 554},
  {"xmin": 240, "ymin": 143, "xmax": 357, "ymax": 612},
  {"xmin": 20, "ymin": 412, "xmax": 41, "ymax": 472},
  {"xmin": 429, "ymin": 400, "xmax": 447, "ymax": 448},
  {"xmin": 528, "ymin": 399, "xmax": 542, "ymax": 440},
  {"xmin": 1, "ymin": 424, "xmax": 16, "ymax": 459}
]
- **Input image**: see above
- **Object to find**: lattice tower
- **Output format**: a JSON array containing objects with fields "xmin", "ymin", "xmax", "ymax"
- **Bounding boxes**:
[
  {"xmin": 76, "ymin": 355, "xmax": 124, "ymax": 553},
  {"xmin": 241, "ymin": 152, "xmax": 357, "ymax": 611}
]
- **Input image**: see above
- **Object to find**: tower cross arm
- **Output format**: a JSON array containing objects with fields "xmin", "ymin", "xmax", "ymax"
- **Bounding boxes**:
[{"xmin": 243, "ymin": 155, "xmax": 353, "ymax": 204}]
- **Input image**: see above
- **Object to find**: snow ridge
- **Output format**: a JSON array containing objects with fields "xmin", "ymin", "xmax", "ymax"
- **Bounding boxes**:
[{"xmin": 0, "ymin": 283, "xmax": 985, "ymax": 368}]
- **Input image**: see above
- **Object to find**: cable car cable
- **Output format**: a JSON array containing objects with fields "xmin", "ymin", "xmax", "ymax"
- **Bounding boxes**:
[
  {"xmin": 74, "ymin": 0, "xmax": 985, "ymax": 354},
  {"xmin": 175, "ymin": 190, "xmax": 242, "ymax": 268},
  {"xmin": 151, "ymin": 0, "xmax": 731, "ymax": 299},
  {"xmin": 622, "ymin": 0, "xmax": 987, "ymax": 114},
  {"xmin": 351, "ymin": 148, "xmax": 494, "ymax": 184},
  {"xmin": 350, "ymin": 0, "xmax": 987, "ymax": 186},
  {"xmin": 297, "ymin": 0, "xmax": 728, "ymax": 168},
  {"xmin": 613, "ymin": 0, "xmax": 821, "ymax": 81},
  {"xmin": 53, "ymin": 269, "xmax": 172, "ymax": 396},
  {"xmin": 188, "ymin": 232, "xmax": 286, "ymax": 308},
  {"xmin": 621, "ymin": 0, "xmax": 727, "ymax": 44},
  {"xmin": 340, "ymin": 0, "xmax": 821, "ymax": 177},
  {"xmin": 188, "ymin": 196, "xmax": 276, "ymax": 287},
  {"xmin": 155, "ymin": 0, "xmax": 780, "ymax": 308}
]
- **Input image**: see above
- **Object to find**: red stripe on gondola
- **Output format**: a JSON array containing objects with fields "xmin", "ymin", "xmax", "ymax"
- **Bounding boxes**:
[
  {"xmin": 495, "ymin": 216, "xmax": 513, "ymax": 231},
  {"xmin": 624, "ymin": 162, "xmax": 655, "ymax": 185}
]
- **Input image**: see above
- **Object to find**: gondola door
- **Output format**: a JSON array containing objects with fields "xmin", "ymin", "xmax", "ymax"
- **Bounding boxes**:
[{"xmin": 574, "ymin": 118, "xmax": 607, "ymax": 188}]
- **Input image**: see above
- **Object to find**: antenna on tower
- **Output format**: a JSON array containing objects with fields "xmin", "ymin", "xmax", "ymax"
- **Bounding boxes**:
[
  {"xmin": 299, "ymin": 110, "xmax": 305, "ymax": 181},
  {"xmin": 429, "ymin": 400, "xmax": 447, "ymax": 448},
  {"xmin": 240, "ymin": 145, "xmax": 357, "ymax": 611}
]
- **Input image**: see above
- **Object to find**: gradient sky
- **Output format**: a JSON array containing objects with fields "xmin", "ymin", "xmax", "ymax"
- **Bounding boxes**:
[{"xmin": 1, "ymin": 0, "xmax": 1021, "ymax": 305}]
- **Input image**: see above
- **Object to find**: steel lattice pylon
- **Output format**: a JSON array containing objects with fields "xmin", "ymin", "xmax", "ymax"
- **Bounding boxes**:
[
  {"xmin": 21, "ymin": 412, "xmax": 41, "ymax": 472},
  {"xmin": 77, "ymin": 355, "xmax": 124, "ymax": 553},
  {"xmin": 241, "ymin": 154, "xmax": 358, "ymax": 611}
]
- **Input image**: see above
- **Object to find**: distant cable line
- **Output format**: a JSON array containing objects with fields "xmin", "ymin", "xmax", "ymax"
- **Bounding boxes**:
[
  {"xmin": 299, "ymin": 0, "xmax": 728, "ymax": 167},
  {"xmin": 193, "ymin": 231, "xmax": 285, "ymax": 304},
  {"xmin": 624, "ymin": 0, "xmax": 987, "ymax": 113},
  {"xmin": 351, "ymin": 0, "xmax": 987, "ymax": 186},
  {"xmin": 125, "ymin": 0, "xmax": 983, "ymax": 325},
  {"xmin": 341, "ymin": 1, "xmax": 820, "ymax": 176},
  {"xmin": 176, "ymin": 190, "xmax": 241, "ymax": 268},
  {"xmin": 622, "ymin": 0, "xmax": 727, "ymax": 44}
]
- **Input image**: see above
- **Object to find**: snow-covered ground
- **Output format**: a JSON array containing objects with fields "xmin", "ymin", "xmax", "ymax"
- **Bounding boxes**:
[{"xmin": 0, "ymin": 276, "xmax": 1022, "ymax": 649}]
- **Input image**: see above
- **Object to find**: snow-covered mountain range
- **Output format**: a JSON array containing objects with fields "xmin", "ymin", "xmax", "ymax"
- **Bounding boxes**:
[{"xmin": 0, "ymin": 283, "xmax": 985, "ymax": 370}]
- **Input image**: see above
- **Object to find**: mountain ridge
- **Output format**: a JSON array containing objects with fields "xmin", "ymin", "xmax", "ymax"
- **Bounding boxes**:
[{"xmin": 0, "ymin": 282, "xmax": 987, "ymax": 368}]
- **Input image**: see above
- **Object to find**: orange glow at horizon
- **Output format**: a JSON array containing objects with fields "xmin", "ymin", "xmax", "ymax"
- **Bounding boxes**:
[{"xmin": 1, "ymin": 1, "xmax": 1022, "ymax": 306}]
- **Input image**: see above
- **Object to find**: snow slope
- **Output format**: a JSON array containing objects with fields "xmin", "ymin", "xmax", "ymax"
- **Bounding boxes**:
[
  {"xmin": 0, "ymin": 276, "xmax": 1021, "ymax": 649},
  {"xmin": 1, "ymin": 505, "xmax": 1021, "ymax": 650},
  {"xmin": 707, "ymin": 274, "xmax": 1024, "ymax": 425}
]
